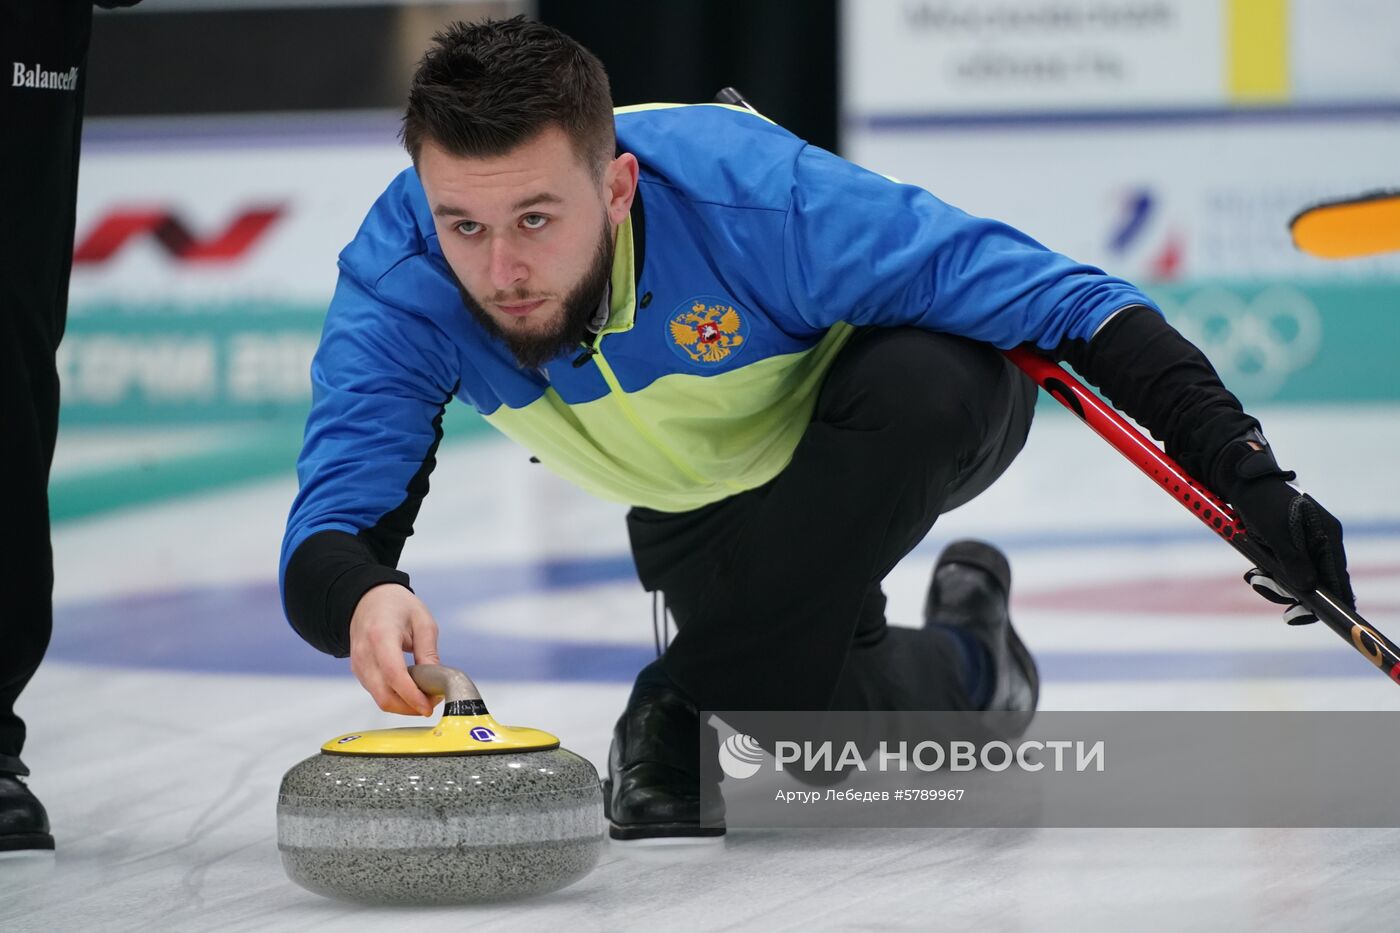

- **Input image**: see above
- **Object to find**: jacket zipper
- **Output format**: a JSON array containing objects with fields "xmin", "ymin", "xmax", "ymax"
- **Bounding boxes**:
[{"xmin": 589, "ymin": 340, "xmax": 745, "ymax": 492}]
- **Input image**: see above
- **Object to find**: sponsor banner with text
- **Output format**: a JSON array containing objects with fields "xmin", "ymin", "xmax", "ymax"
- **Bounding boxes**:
[
  {"xmin": 845, "ymin": 117, "xmax": 1400, "ymax": 284},
  {"xmin": 843, "ymin": 0, "xmax": 1223, "ymax": 115},
  {"xmin": 67, "ymin": 119, "xmax": 412, "ymax": 424},
  {"xmin": 843, "ymin": 114, "xmax": 1400, "ymax": 404},
  {"xmin": 844, "ymin": 0, "xmax": 1400, "ymax": 117}
]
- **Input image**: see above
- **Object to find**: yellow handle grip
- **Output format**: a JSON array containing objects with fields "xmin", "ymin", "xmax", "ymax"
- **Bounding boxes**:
[{"xmin": 1291, "ymin": 190, "xmax": 1400, "ymax": 259}]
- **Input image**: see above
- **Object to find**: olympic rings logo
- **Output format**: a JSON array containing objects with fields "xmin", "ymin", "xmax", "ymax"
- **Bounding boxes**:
[{"xmin": 1158, "ymin": 286, "xmax": 1323, "ymax": 399}]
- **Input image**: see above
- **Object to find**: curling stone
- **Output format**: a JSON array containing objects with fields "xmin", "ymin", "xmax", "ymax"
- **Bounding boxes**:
[{"xmin": 277, "ymin": 664, "xmax": 604, "ymax": 904}]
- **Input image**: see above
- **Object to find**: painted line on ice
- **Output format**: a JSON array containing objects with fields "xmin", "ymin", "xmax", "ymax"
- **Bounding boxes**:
[{"xmin": 50, "ymin": 523, "xmax": 1400, "ymax": 681}]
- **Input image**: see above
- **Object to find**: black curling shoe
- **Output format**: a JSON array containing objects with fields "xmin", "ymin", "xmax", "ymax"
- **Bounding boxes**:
[
  {"xmin": 924, "ymin": 539, "xmax": 1039, "ymax": 719},
  {"xmin": 605, "ymin": 685, "xmax": 725, "ymax": 842},
  {"xmin": 0, "ymin": 772, "xmax": 55, "ymax": 853}
]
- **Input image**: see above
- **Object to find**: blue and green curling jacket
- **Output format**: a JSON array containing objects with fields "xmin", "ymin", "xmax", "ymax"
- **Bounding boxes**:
[{"xmin": 280, "ymin": 102, "xmax": 1159, "ymax": 656}]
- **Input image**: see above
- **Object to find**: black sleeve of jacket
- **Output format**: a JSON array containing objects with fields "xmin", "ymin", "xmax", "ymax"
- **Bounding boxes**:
[
  {"xmin": 1054, "ymin": 305, "xmax": 1261, "ymax": 495},
  {"xmin": 284, "ymin": 532, "xmax": 412, "ymax": 658},
  {"xmin": 282, "ymin": 399, "xmax": 449, "ymax": 657}
]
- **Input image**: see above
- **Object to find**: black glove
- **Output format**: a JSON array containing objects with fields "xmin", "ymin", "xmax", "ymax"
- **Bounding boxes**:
[{"xmin": 1214, "ymin": 432, "xmax": 1356, "ymax": 624}]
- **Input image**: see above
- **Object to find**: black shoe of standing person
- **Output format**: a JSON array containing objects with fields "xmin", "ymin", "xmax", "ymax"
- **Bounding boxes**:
[
  {"xmin": 924, "ymin": 539, "xmax": 1039, "ymax": 719},
  {"xmin": 605, "ymin": 683, "xmax": 725, "ymax": 842},
  {"xmin": 0, "ymin": 772, "xmax": 55, "ymax": 853}
]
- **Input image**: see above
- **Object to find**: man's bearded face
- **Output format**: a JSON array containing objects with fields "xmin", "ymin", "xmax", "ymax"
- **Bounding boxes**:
[{"xmin": 417, "ymin": 127, "xmax": 620, "ymax": 369}]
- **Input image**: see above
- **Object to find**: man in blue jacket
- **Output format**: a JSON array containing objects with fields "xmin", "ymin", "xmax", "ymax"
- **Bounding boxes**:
[{"xmin": 281, "ymin": 17, "xmax": 1354, "ymax": 841}]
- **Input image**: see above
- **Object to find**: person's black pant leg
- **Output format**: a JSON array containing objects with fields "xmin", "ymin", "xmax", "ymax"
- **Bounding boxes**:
[
  {"xmin": 0, "ymin": 0, "xmax": 94, "ymax": 774},
  {"xmin": 627, "ymin": 327, "xmax": 1036, "ymax": 713},
  {"xmin": 0, "ymin": 299, "xmax": 62, "ymax": 775}
]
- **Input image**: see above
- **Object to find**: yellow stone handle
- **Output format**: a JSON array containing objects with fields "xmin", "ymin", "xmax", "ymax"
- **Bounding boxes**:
[{"xmin": 322, "ymin": 665, "xmax": 560, "ymax": 753}]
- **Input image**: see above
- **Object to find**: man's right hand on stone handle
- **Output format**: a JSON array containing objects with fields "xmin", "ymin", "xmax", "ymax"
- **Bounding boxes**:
[{"xmin": 348, "ymin": 583, "xmax": 442, "ymax": 717}]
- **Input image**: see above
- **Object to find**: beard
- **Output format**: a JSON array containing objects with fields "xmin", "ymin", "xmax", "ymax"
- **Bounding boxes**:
[{"xmin": 459, "ymin": 221, "xmax": 614, "ymax": 371}]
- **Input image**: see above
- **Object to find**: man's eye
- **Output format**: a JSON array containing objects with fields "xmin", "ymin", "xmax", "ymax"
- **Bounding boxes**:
[
  {"xmin": 455, "ymin": 221, "xmax": 481, "ymax": 236},
  {"xmin": 521, "ymin": 214, "xmax": 549, "ymax": 230}
]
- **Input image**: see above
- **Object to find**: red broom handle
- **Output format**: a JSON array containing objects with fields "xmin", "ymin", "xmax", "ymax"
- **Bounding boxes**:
[{"xmin": 1003, "ymin": 345, "xmax": 1400, "ymax": 687}]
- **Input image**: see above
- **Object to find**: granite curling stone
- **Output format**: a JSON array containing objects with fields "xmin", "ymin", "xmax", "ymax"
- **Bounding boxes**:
[{"xmin": 277, "ymin": 664, "xmax": 604, "ymax": 904}]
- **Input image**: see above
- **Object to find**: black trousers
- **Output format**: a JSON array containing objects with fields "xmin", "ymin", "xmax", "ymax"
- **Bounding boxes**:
[
  {"xmin": 627, "ymin": 327, "xmax": 1037, "ymax": 713},
  {"xmin": 0, "ymin": 1, "xmax": 95, "ymax": 773}
]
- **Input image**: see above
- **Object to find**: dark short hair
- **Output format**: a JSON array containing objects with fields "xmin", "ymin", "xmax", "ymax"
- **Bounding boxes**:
[{"xmin": 401, "ymin": 16, "xmax": 614, "ymax": 176}]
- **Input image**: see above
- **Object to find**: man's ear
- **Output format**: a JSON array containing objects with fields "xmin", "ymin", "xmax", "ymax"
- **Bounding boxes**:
[{"xmin": 605, "ymin": 152, "xmax": 639, "ymax": 225}]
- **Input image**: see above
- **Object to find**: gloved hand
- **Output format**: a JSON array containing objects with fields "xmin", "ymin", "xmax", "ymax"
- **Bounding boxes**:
[{"xmin": 1215, "ymin": 432, "xmax": 1355, "ymax": 624}]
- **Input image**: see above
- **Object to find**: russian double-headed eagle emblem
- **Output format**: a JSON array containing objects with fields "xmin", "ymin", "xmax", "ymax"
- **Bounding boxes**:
[{"xmin": 667, "ymin": 299, "xmax": 748, "ymax": 365}]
